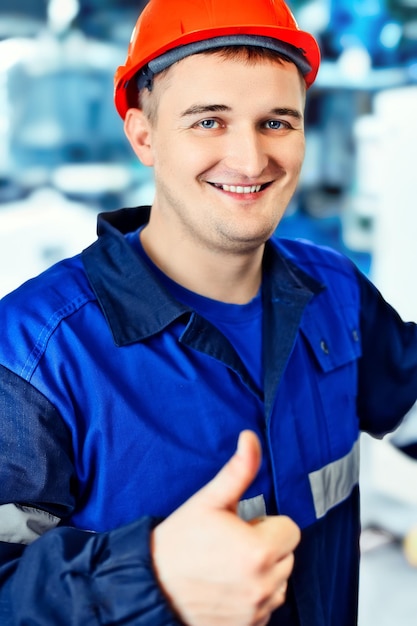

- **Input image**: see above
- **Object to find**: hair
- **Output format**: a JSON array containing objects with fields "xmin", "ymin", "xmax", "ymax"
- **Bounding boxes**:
[{"xmin": 138, "ymin": 45, "xmax": 306, "ymax": 123}]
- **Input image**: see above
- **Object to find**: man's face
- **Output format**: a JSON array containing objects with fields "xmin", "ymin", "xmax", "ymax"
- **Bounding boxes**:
[{"xmin": 131, "ymin": 52, "xmax": 306, "ymax": 255}]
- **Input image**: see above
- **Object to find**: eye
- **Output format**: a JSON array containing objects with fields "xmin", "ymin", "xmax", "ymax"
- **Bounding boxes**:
[
  {"xmin": 265, "ymin": 120, "xmax": 289, "ymax": 130},
  {"xmin": 196, "ymin": 119, "xmax": 220, "ymax": 129}
]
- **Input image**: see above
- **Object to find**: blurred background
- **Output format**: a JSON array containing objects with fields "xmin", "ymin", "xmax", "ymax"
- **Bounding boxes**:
[{"xmin": 0, "ymin": 1, "xmax": 417, "ymax": 622}]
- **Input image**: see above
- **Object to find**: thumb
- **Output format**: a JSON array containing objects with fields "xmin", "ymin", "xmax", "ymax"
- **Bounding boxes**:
[{"xmin": 198, "ymin": 430, "xmax": 262, "ymax": 512}]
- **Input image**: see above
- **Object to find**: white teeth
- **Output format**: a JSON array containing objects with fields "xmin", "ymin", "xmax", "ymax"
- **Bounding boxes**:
[{"xmin": 220, "ymin": 184, "xmax": 262, "ymax": 194}]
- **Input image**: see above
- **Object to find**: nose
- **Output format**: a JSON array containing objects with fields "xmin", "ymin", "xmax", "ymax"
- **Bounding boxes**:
[{"xmin": 223, "ymin": 127, "xmax": 269, "ymax": 179}]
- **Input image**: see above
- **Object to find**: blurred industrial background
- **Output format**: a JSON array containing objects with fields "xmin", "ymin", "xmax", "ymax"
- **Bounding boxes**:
[{"xmin": 1, "ymin": 1, "xmax": 417, "ymax": 622}]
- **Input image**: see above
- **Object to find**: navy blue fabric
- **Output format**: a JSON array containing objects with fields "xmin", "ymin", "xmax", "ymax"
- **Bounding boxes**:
[
  {"xmin": 4, "ymin": 518, "xmax": 178, "ymax": 625},
  {"xmin": 357, "ymin": 269, "xmax": 417, "ymax": 433},
  {"xmin": 0, "ymin": 365, "xmax": 74, "ymax": 516},
  {"xmin": 0, "ymin": 205, "xmax": 416, "ymax": 625}
]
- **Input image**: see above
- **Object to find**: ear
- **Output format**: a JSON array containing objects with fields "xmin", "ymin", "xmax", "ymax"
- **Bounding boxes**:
[{"xmin": 124, "ymin": 108, "xmax": 154, "ymax": 167}]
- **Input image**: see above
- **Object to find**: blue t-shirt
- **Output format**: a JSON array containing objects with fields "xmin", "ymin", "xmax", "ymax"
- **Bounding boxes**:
[{"xmin": 127, "ymin": 229, "xmax": 264, "ymax": 394}]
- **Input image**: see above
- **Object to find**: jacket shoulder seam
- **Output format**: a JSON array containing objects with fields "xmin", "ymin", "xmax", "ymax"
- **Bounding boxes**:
[{"xmin": 20, "ymin": 293, "xmax": 93, "ymax": 381}]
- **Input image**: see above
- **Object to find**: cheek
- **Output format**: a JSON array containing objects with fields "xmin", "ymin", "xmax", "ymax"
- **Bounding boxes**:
[
  {"xmin": 151, "ymin": 140, "xmax": 177, "ymax": 176},
  {"xmin": 156, "ymin": 139, "xmax": 217, "ymax": 180},
  {"xmin": 288, "ymin": 138, "xmax": 305, "ymax": 175}
]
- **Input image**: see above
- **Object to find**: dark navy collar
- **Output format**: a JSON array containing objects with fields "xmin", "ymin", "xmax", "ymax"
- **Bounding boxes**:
[{"xmin": 82, "ymin": 206, "xmax": 322, "ymax": 347}]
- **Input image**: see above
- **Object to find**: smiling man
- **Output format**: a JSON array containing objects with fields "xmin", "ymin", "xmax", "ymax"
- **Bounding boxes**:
[
  {"xmin": 126, "ymin": 52, "xmax": 306, "ymax": 304},
  {"xmin": 1, "ymin": 1, "xmax": 417, "ymax": 625}
]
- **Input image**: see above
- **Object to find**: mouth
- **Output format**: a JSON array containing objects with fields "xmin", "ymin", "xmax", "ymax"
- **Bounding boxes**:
[{"xmin": 209, "ymin": 182, "xmax": 272, "ymax": 195}]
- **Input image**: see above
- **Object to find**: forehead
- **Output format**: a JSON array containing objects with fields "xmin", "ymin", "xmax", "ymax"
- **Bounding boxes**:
[{"xmin": 154, "ymin": 51, "xmax": 305, "ymax": 112}]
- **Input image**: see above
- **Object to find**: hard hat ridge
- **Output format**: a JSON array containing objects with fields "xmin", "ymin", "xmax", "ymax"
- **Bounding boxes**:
[{"xmin": 136, "ymin": 34, "xmax": 312, "ymax": 92}]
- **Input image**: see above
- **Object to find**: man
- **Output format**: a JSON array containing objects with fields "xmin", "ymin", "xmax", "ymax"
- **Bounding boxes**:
[{"xmin": 0, "ymin": 0, "xmax": 416, "ymax": 624}]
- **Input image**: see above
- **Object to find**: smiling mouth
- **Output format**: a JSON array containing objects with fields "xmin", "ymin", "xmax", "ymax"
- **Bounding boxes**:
[{"xmin": 210, "ymin": 182, "xmax": 271, "ymax": 194}]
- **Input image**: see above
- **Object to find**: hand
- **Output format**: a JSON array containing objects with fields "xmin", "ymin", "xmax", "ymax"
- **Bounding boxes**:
[{"xmin": 151, "ymin": 430, "xmax": 301, "ymax": 626}]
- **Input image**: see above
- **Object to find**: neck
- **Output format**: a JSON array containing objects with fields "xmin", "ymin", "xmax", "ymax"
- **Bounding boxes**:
[{"xmin": 140, "ymin": 216, "xmax": 264, "ymax": 305}]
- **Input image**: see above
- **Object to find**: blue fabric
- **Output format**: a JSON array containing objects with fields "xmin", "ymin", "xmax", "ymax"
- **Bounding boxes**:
[
  {"xmin": 5, "ymin": 518, "xmax": 176, "ymax": 625},
  {"xmin": 127, "ymin": 227, "xmax": 264, "ymax": 392},
  {"xmin": 0, "ymin": 205, "xmax": 416, "ymax": 625}
]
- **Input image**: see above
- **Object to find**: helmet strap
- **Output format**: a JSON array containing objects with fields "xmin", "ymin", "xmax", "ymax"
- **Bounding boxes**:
[{"xmin": 137, "ymin": 65, "xmax": 154, "ymax": 92}]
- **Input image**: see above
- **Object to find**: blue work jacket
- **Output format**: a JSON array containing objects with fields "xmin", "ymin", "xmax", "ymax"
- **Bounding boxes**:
[{"xmin": 0, "ymin": 206, "xmax": 417, "ymax": 625}]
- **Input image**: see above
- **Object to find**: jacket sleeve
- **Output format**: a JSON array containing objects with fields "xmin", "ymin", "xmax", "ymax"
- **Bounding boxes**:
[
  {"xmin": 0, "ymin": 365, "xmax": 180, "ymax": 625},
  {"xmin": 356, "ymin": 269, "xmax": 417, "ymax": 436}
]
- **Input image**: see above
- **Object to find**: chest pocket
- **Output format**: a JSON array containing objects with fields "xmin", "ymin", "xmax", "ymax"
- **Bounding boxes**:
[
  {"xmin": 301, "ymin": 302, "xmax": 362, "ymax": 373},
  {"xmin": 299, "ymin": 302, "xmax": 362, "ymax": 435},
  {"xmin": 296, "ymin": 303, "xmax": 362, "ymax": 518}
]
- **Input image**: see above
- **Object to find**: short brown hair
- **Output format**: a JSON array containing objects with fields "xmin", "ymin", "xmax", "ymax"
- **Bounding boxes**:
[{"xmin": 138, "ymin": 45, "xmax": 306, "ymax": 124}]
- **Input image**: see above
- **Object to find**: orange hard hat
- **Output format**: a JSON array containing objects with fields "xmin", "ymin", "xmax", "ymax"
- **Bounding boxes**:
[{"xmin": 114, "ymin": 0, "xmax": 321, "ymax": 120}]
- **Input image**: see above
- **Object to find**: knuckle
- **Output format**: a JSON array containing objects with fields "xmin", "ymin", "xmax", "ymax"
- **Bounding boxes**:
[
  {"xmin": 280, "ymin": 552, "xmax": 295, "ymax": 576},
  {"xmin": 278, "ymin": 514, "xmax": 301, "ymax": 539},
  {"xmin": 247, "ymin": 576, "xmax": 277, "ymax": 609},
  {"xmin": 247, "ymin": 544, "xmax": 270, "ymax": 572},
  {"xmin": 248, "ymin": 581, "xmax": 270, "ymax": 608}
]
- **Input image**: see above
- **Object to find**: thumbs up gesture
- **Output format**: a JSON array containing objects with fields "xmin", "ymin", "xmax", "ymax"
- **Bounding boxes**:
[{"xmin": 151, "ymin": 431, "xmax": 300, "ymax": 626}]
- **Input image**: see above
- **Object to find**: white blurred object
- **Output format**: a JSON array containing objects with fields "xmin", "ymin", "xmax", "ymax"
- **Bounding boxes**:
[
  {"xmin": 51, "ymin": 163, "xmax": 133, "ymax": 197},
  {"xmin": 360, "ymin": 426, "xmax": 417, "ymax": 537},
  {"xmin": 0, "ymin": 37, "xmax": 37, "ymax": 177},
  {"xmin": 370, "ymin": 86, "xmax": 417, "ymax": 322},
  {"xmin": 0, "ymin": 187, "xmax": 97, "ymax": 298},
  {"xmin": 369, "ymin": 438, "xmax": 417, "ymax": 507},
  {"xmin": 123, "ymin": 179, "xmax": 155, "ymax": 207},
  {"xmin": 355, "ymin": 86, "xmax": 417, "ymax": 518},
  {"xmin": 48, "ymin": 0, "xmax": 80, "ymax": 35},
  {"xmin": 295, "ymin": 0, "xmax": 330, "ymax": 37},
  {"xmin": 343, "ymin": 114, "xmax": 381, "ymax": 252},
  {"xmin": 346, "ymin": 86, "xmax": 417, "ymax": 320},
  {"xmin": 337, "ymin": 46, "xmax": 372, "ymax": 82}
]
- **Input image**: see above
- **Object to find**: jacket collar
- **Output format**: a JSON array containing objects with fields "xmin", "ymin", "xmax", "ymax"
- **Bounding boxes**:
[{"xmin": 82, "ymin": 206, "xmax": 322, "ymax": 347}]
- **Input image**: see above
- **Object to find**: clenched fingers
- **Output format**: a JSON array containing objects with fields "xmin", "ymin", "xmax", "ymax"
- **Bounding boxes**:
[{"xmin": 251, "ymin": 514, "xmax": 301, "ymax": 562}]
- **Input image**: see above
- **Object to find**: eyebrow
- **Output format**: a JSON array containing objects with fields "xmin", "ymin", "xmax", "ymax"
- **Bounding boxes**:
[
  {"xmin": 180, "ymin": 104, "xmax": 303, "ymax": 120},
  {"xmin": 271, "ymin": 107, "xmax": 303, "ymax": 121},
  {"xmin": 180, "ymin": 104, "xmax": 231, "ymax": 117}
]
